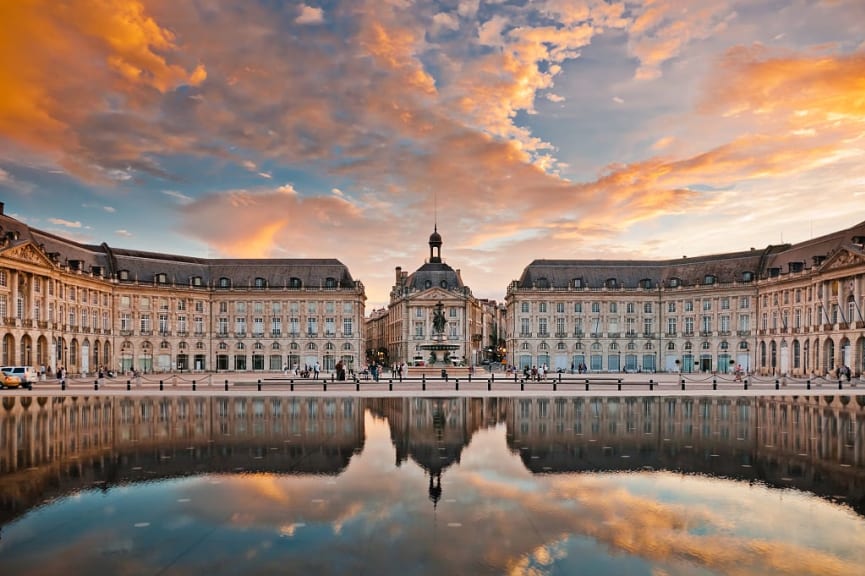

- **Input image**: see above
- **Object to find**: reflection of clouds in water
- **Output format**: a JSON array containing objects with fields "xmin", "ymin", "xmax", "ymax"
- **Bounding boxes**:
[{"xmin": 88, "ymin": 415, "xmax": 864, "ymax": 576}]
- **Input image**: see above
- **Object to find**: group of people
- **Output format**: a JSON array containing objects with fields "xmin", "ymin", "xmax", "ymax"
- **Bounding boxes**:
[
  {"xmin": 283, "ymin": 361, "xmax": 321, "ymax": 379},
  {"xmin": 522, "ymin": 364, "xmax": 549, "ymax": 381}
]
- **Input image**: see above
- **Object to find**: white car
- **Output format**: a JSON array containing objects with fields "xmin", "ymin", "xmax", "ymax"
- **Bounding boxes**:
[{"xmin": 0, "ymin": 366, "xmax": 37, "ymax": 388}]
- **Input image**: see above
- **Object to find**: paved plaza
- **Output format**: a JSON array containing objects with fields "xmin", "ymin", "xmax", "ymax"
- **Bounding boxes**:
[{"xmin": 11, "ymin": 370, "xmax": 862, "ymax": 398}]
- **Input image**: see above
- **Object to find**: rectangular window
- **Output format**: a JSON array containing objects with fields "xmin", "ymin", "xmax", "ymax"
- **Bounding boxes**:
[
  {"xmin": 218, "ymin": 317, "xmax": 228, "ymax": 335},
  {"xmin": 195, "ymin": 300, "xmax": 204, "ymax": 313},
  {"xmin": 609, "ymin": 302, "xmax": 617, "ymax": 313},
  {"xmin": 667, "ymin": 317, "xmax": 676, "ymax": 335},
  {"xmin": 684, "ymin": 317, "xmax": 694, "ymax": 334},
  {"xmin": 177, "ymin": 299, "xmax": 187, "ymax": 311},
  {"xmin": 574, "ymin": 303, "xmax": 582, "ymax": 313},
  {"xmin": 643, "ymin": 302, "xmax": 653, "ymax": 314},
  {"xmin": 703, "ymin": 299, "xmax": 712, "ymax": 311},
  {"xmin": 591, "ymin": 302, "xmax": 600, "ymax": 313},
  {"xmin": 738, "ymin": 314, "xmax": 750, "ymax": 331},
  {"xmin": 235, "ymin": 317, "xmax": 247, "ymax": 334},
  {"xmin": 272, "ymin": 302, "xmax": 282, "ymax": 314},
  {"xmin": 539, "ymin": 302, "xmax": 547, "ymax": 313},
  {"xmin": 307, "ymin": 317, "xmax": 317, "ymax": 335},
  {"xmin": 626, "ymin": 317, "xmax": 636, "ymax": 335},
  {"xmin": 159, "ymin": 314, "xmax": 169, "ymax": 333},
  {"xmin": 449, "ymin": 322, "xmax": 458, "ymax": 338},
  {"xmin": 140, "ymin": 314, "xmax": 151, "ymax": 333},
  {"xmin": 415, "ymin": 321, "xmax": 424, "ymax": 337},
  {"xmin": 325, "ymin": 318, "xmax": 335, "ymax": 335},
  {"xmin": 325, "ymin": 301, "xmax": 334, "ymax": 314},
  {"xmin": 195, "ymin": 316, "xmax": 204, "ymax": 334},
  {"xmin": 178, "ymin": 315, "xmax": 187, "ymax": 333},
  {"xmin": 643, "ymin": 318, "xmax": 653, "ymax": 335},
  {"xmin": 343, "ymin": 317, "xmax": 353, "ymax": 336},
  {"xmin": 721, "ymin": 297, "xmax": 730, "ymax": 310},
  {"xmin": 538, "ymin": 318, "xmax": 548, "ymax": 336},
  {"xmin": 343, "ymin": 302, "xmax": 353, "ymax": 313},
  {"xmin": 307, "ymin": 302, "xmax": 317, "ymax": 314},
  {"xmin": 120, "ymin": 313, "xmax": 131, "ymax": 331},
  {"xmin": 740, "ymin": 296, "xmax": 749, "ymax": 309},
  {"xmin": 449, "ymin": 307, "xmax": 457, "ymax": 317},
  {"xmin": 521, "ymin": 302, "xmax": 530, "ymax": 313},
  {"xmin": 236, "ymin": 301, "xmax": 247, "ymax": 314},
  {"xmin": 720, "ymin": 315, "xmax": 730, "ymax": 332},
  {"xmin": 701, "ymin": 316, "xmax": 712, "ymax": 333},
  {"xmin": 520, "ymin": 318, "xmax": 530, "ymax": 336},
  {"xmin": 684, "ymin": 300, "xmax": 694, "ymax": 312},
  {"xmin": 220, "ymin": 302, "xmax": 228, "ymax": 313},
  {"xmin": 254, "ymin": 301, "xmax": 264, "ymax": 314},
  {"xmin": 253, "ymin": 317, "xmax": 264, "ymax": 335},
  {"xmin": 667, "ymin": 302, "xmax": 676, "ymax": 313},
  {"xmin": 290, "ymin": 317, "xmax": 299, "ymax": 335},
  {"xmin": 272, "ymin": 317, "xmax": 282, "ymax": 336},
  {"xmin": 556, "ymin": 317, "xmax": 565, "ymax": 334},
  {"xmin": 556, "ymin": 302, "xmax": 565, "ymax": 313}
]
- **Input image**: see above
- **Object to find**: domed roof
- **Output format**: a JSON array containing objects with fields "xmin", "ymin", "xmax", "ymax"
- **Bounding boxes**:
[
  {"xmin": 405, "ymin": 261, "xmax": 463, "ymax": 291},
  {"xmin": 429, "ymin": 228, "xmax": 442, "ymax": 245}
]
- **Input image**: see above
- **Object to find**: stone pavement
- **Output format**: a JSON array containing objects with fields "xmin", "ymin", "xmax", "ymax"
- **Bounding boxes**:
[{"xmin": 8, "ymin": 370, "xmax": 862, "ymax": 398}]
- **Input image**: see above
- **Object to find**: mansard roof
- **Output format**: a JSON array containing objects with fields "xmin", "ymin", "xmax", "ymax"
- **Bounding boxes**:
[
  {"xmin": 404, "ymin": 261, "xmax": 464, "ymax": 291},
  {"xmin": 0, "ymin": 211, "xmax": 357, "ymax": 287},
  {"xmin": 516, "ymin": 219, "xmax": 865, "ymax": 289}
]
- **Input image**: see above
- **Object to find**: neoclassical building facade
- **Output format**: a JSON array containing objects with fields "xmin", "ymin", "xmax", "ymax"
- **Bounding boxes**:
[
  {"xmin": 0, "ymin": 204, "xmax": 366, "ymax": 376},
  {"xmin": 505, "ymin": 220, "xmax": 865, "ymax": 377},
  {"xmin": 365, "ymin": 228, "xmax": 502, "ymax": 367}
]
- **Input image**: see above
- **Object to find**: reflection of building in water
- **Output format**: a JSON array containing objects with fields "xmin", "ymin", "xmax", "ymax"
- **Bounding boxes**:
[
  {"xmin": 0, "ymin": 395, "xmax": 364, "ymax": 523},
  {"xmin": 368, "ymin": 397, "xmax": 508, "ymax": 507},
  {"xmin": 505, "ymin": 395, "xmax": 865, "ymax": 514}
]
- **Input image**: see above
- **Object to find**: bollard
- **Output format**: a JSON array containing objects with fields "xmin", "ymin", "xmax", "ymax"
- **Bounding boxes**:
[
  {"xmin": 291, "ymin": 382, "xmax": 295, "ymax": 392},
  {"xmin": 554, "ymin": 381, "xmax": 557, "ymax": 391},
  {"xmin": 160, "ymin": 380, "xmax": 164, "ymax": 391},
  {"xmin": 192, "ymin": 380, "xmax": 196, "ymax": 391},
  {"xmin": 713, "ymin": 379, "xmax": 717, "ymax": 390},
  {"xmin": 389, "ymin": 381, "xmax": 393, "ymax": 391},
  {"xmin": 744, "ymin": 379, "xmax": 749, "ymax": 390},
  {"xmin": 323, "ymin": 382, "xmax": 327, "ymax": 392},
  {"xmin": 806, "ymin": 379, "xmax": 811, "ymax": 390},
  {"xmin": 521, "ymin": 380, "xmax": 524, "ymax": 391},
  {"xmin": 488, "ymin": 379, "xmax": 491, "ymax": 391},
  {"xmin": 422, "ymin": 379, "xmax": 426, "ymax": 391},
  {"xmin": 61, "ymin": 379, "xmax": 66, "ymax": 391},
  {"xmin": 94, "ymin": 380, "xmax": 99, "ymax": 390},
  {"xmin": 258, "ymin": 379, "xmax": 262, "ymax": 392},
  {"xmin": 585, "ymin": 382, "xmax": 589, "ymax": 391},
  {"xmin": 225, "ymin": 379, "xmax": 229, "ymax": 391},
  {"xmin": 681, "ymin": 380, "xmax": 685, "ymax": 391},
  {"xmin": 775, "ymin": 379, "xmax": 779, "ymax": 390},
  {"xmin": 649, "ymin": 380, "xmax": 654, "ymax": 391},
  {"xmin": 127, "ymin": 380, "xmax": 131, "ymax": 391},
  {"xmin": 839, "ymin": 379, "xmax": 843, "ymax": 390},
  {"xmin": 356, "ymin": 380, "xmax": 360, "ymax": 392},
  {"xmin": 617, "ymin": 382, "xmax": 622, "ymax": 391},
  {"xmin": 468, "ymin": 373, "xmax": 472, "ymax": 383},
  {"xmin": 456, "ymin": 379, "xmax": 459, "ymax": 391}
]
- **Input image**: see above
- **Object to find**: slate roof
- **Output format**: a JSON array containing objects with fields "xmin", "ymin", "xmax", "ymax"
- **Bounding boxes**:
[
  {"xmin": 0, "ymin": 211, "xmax": 357, "ymax": 288},
  {"xmin": 516, "ymin": 219, "xmax": 865, "ymax": 289},
  {"xmin": 404, "ymin": 261, "xmax": 465, "ymax": 291}
]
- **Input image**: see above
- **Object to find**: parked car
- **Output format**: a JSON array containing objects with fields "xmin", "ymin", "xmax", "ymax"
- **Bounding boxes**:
[
  {"xmin": 1, "ymin": 370, "xmax": 29, "ymax": 390},
  {"xmin": 0, "ymin": 366, "xmax": 36, "ymax": 389}
]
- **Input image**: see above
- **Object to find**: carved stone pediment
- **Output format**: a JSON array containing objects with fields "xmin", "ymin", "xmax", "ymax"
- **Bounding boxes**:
[
  {"xmin": 410, "ymin": 288, "xmax": 462, "ymax": 302},
  {"xmin": 819, "ymin": 247, "xmax": 865, "ymax": 273},
  {"xmin": 1, "ymin": 242, "xmax": 56, "ymax": 268}
]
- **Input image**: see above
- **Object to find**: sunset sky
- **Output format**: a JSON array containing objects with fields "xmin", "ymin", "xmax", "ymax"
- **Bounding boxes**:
[{"xmin": 1, "ymin": 0, "xmax": 864, "ymax": 309}]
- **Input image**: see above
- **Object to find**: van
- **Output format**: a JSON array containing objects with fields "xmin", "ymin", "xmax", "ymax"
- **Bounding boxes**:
[{"xmin": 0, "ymin": 366, "xmax": 37, "ymax": 388}]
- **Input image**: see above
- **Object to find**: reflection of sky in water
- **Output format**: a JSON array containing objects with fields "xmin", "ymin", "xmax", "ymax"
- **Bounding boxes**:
[{"xmin": 1, "ymin": 411, "xmax": 864, "ymax": 576}]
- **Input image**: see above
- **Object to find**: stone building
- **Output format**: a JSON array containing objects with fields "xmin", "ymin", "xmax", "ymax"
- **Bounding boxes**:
[
  {"xmin": 365, "ymin": 227, "xmax": 501, "ymax": 367},
  {"xmin": 0, "ymin": 204, "xmax": 366, "ymax": 376},
  {"xmin": 505, "ymin": 220, "xmax": 865, "ymax": 377}
]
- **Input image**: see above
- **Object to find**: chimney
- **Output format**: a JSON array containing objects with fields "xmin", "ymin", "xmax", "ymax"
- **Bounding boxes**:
[
  {"xmin": 395, "ymin": 266, "xmax": 402, "ymax": 283},
  {"xmin": 0, "ymin": 201, "xmax": 4, "ymax": 215}
]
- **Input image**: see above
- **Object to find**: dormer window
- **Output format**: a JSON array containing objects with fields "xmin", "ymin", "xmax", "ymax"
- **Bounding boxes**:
[
  {"xmin": 640, "ymin": 278, "xmax": 653, "ymax": 289},
  {"xmin": 536, "ymin": 277, "xmax": 550, "ymax": 289},
  {"xmin": 768, "ymin": 267, "xmax": 780, "ymax": 278},
  {"xmin": 573, "ymin": 278, "xmax": 583, "ymax": 288},
  {"xmin": 118, "ymin": 269, "xmax": 130, "ymax": 281},
  {"xmin": 156, "ymin": 273, "xmax": 168, "ymax": 284},
  {"xmin": 91, "ymin": 265, "xmax": 103, "ymax": 276},
  {"xmin": 668, "ymin": 277, "xmax": 680, "ymax": 288},
  {"xmin": 218, "ymin": 277, "xmax": 231, "ymax": 289},
  {"xmin": 254, "ymin": 277, "xmax": 267, "ymax": 289},
  {"xmin": 288, "ymin": 277, "xmax": 302, "ymax": 289},
  {"xmin": 191, "ymin": 276, "xmax": 203, "ymax": 287},
  {"xmin": 424, "ymin": 280, "xmax": 432, "ymax": 289},
  {"xmin": 741, "ymin": 271, "xmax": 753, "ymax": 282},
  {"xmin": 703, "ymin": 274, "xmax": 716, "ymax": 285},
  {"xmin": 68, "ymin": 260, "xmax": 82, "ymax": 271},
  {"xmin": 605, "ymin": 278, "xmax": 618, "ymax": 289},
  {"xmin": 325, "ymin": 277, "xmax": 336, "ymax": 288},
  {"xmin": 440, "ymin": 280, "xmax": 448, "ymax": 288},
  {"xmin": 790, "ymin": 261, "xmax": 803, "ymax": 273}
]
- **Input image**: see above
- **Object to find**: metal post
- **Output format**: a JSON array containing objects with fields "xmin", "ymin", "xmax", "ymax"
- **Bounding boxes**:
[
  {"xmin": 389, "ymin": 381, "xmax": 393, "ymax": 391},
  {"xmin": 258, "ymin": 379, "xmax": 261, "ymax": 391},
  {"xmin": 713, "ymin": 379, "xmax": 717, "ymax": 390},
  {"xmin": 193, "ymin": 380, "xmax": 196, "ymax": 391},
  {"xmin": 456, "ymin": 379, "xmax": 459, "ymax": 391},
  {"xmin": 160, "ymin": 380, "xmax": 164, "ymax": 391},
  {"xmin": 61, "ymin": 379, "xmax": 66, "ymax": 391},
  {"xmin": 775, "ymin": 379, "xmax": 779, "ymax": 390},
  {"xmin": 487, "ymin": 379, "xmax": 491, "ymax": 391},
  {"xmin": 744, "ymin": 379, "xmax": 748, "ymax": 390},
  {"xmin": 225, "ymin": 379, "xmax": 229, "ymax": 391},
  {"xmin": 839, "ymin": 379, "xmax": 843, "ymax": 390},
  {"xmin": 520, "ymin": 380, "xmax": 524, "ymax": 391},
  {"xmin": 126, "ymin": 380, "xmax": 131, "ymax": 391},
  {"xmin": 806, "ymin": 380, "xmax": 810, "ymax": 390},
  {"xmin": 681, "ymin": 380, "xmax": 685, "ymax": 391},
  {"xmin": 617, "ymin": 382, "xmax": 621, "ymax": 391},
  {"xmin": 649, "ymin": 380, "xmax": 654, "ymax": 391},
  {"xmin": 94, "ymin": 380, "xmax": 99, "ymax": 390}
]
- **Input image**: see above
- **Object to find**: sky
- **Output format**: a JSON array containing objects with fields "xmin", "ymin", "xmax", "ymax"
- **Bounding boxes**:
[{"xmin": 1, "ymin": 0, "xmax": 864, "ymax": 311}]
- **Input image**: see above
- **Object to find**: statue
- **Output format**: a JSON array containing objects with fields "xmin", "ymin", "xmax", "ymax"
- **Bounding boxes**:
[{"xmin": 432, "ymin": 301, "xmax": 446, "ymax": 335}]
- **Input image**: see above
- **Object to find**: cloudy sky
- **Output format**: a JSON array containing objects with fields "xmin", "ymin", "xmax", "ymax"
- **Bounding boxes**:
[{"xmin": 1, "ymin": 0, "xmax": 864, "ymax": 309}]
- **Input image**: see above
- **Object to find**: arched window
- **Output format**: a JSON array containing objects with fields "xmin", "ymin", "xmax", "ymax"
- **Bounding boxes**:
[
  {"xmin": 521, "ymin": 342, "xmax": 530, "ymax": 350},
  {"xmin": 574, "ymin": 342, "xmax": 583, "ymax": 351},
  {"xmin": 342, "ymin": 343, "xmax": 353, "ymax": 350},
  {"xmin": 289, "ymin": 277, "xmax": 302, "ymax": 288},
  {"xmin": 254, "ymin": 342, "xmax": 264, "ymax": 350},
  {"xmin": 219, "ymin": 342, "xmax": 228, "ymax": 350},
  {"xmin": 272, "ymin": 342, "xmax": 280, "ymax": 350},
  {"xmin": 325, "ymin": 277, "xmax": 336, "ymax": 288},
  {"xmin": 667, "ymin": 341, "xmax": 676, "ymax": 350},
  {"xmin": 236, "ymin": 342, "xmax": 245, "ymax": 350},
  {"xmin": 325, "ymin": 342, "xmax": 335, "ymax": 350},
  {"xmin": 218, "ymin": 277, "xmax": 231, "ymax": 288},
  {"xmin": 704, "ymin": 275, "xmax": 716, "ymax": 285},
  {"xmin": 556, "ymin": 342, "xmax": 566, "ymax": 350},
  {"xmin": 254, "ymin": 277, "xmax": 267, "ymax": 288},
  {"xmin": 290, "ymin": 342, "xmax": 299, "ymax": 350},
  {"xmin": 536, "ymin": 277, "xmax": 550, "ymax": 288},
  {"xmin": 306, "ymin": 342, "xmax": 317, "ymax": 350},
  {"xmin": 539, "ymin": 342, "xmax": 549, "ymax": 350}
]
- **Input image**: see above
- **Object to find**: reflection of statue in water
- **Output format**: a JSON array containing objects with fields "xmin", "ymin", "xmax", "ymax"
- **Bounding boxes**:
[
  {"xmin": 432, "ymin": 301, "xmax": 446, "ymax": 335},
  {"xmin": 428, "ymin": 471, "xmax": 442, "ymax": 508}
]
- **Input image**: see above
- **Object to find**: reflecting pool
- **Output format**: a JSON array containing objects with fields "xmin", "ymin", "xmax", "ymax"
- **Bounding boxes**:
[{"xmin": 1, "ymin": 395, "xmax": 864, "ymax": 575}]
